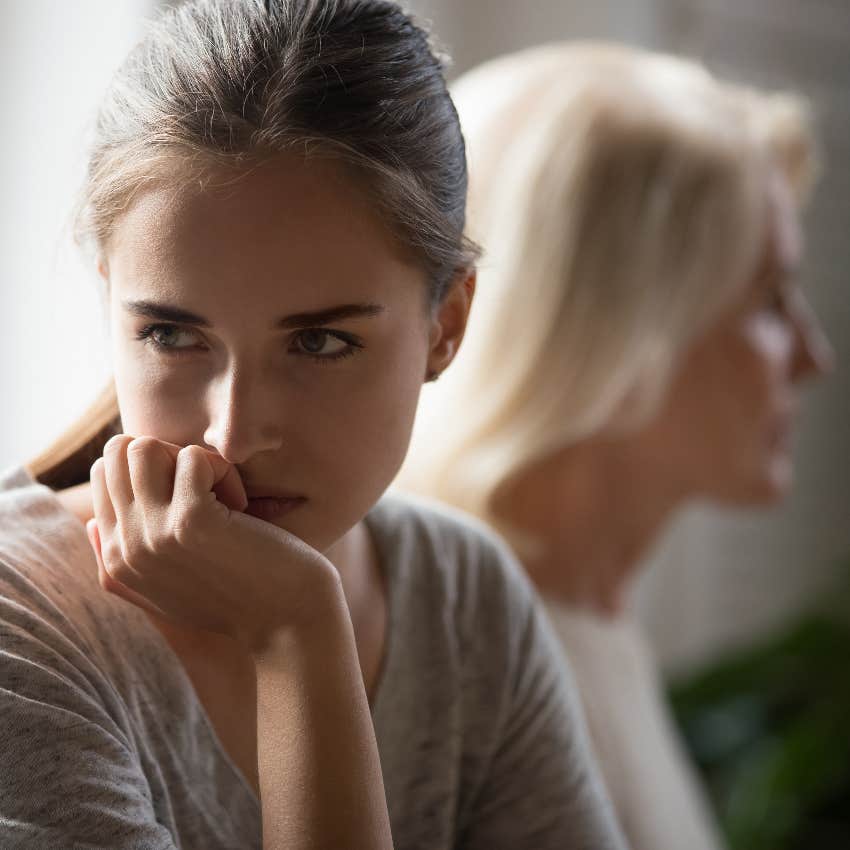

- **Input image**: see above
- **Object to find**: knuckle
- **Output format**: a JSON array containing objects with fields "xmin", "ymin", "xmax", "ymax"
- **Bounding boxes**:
[
  {"xmin": 100, "ymin": 538, "xmax": 124, "ymax": 570},
  {"xmin": 178, "ymin": 444, "xmax": 213, "ymax": 475},
  {"xmin": 127, "ymin": 436, "xmax": 159, "ymax": 458},
  {"xmin": 103, "ymin": 552, "xmax": 132, "ymax": 585},
  {"xmin": 178, "ymin": 444, "xmax": 202, "ymax": 462},
  {"xmin": 148, "ymin": 526, "xmax": 178, "ymax": 557},
  {"xmin": 119, "ymin": 537, "xmax": 147, "ymax": 572},
  {"xmin": 90, "ymin": 457, "xmax": 104, "ymax": 475},
  {"xmin": 171, "ymin": 517, "xmax": 195, "ymax": 548},
  {"xmin": 103, "ymin": 434, "xmax": 131, "ymax": 457},
  {"xmin": 145, "ymin": 528, "xmax": 167, "ymax": 556},
  {"xmin": 170, "ymin": 511, "xmax": 208, "ymax": 548}
]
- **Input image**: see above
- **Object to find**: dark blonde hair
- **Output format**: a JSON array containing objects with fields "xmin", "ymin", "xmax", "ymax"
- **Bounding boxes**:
[{"xmin": 31, "ymin": 0, "xmax": 476, "ymax": 489}]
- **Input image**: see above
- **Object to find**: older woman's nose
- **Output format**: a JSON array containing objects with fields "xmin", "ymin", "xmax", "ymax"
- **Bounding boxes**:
[
  {"xmin": 202, "ymin": 370, "xmax": 284, "ymax": 464},
  {"xmin": 791, "ymin": 295, "xmax": 835, "ymax": 382}
]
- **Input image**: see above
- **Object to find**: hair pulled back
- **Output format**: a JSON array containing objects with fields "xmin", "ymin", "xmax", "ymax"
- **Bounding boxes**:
[{"xmin": 79, "ymin": 0, "xmax": 475, "ymax": 301}]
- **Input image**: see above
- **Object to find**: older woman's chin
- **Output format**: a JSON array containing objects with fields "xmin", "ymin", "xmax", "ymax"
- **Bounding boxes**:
[
  {"xmin": 764, "ymin": 456, "xmax": 796, "ymax": 503},
  {"xmin": 701, "ymin": 454, "xmax": 795, "ymax": 507},
  {"xmin": 736, "ymin": 456, "xmax": 795, "ymax": 506}
]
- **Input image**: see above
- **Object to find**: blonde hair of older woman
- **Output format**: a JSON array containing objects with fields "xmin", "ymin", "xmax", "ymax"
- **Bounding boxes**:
[{"xmin": 399, "ymin": 42, "xmax": 816, "ymax": 559}]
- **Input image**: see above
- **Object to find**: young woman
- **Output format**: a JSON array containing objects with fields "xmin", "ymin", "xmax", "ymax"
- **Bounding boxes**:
[
  {"xmin": 400, "ymin": 43, "xmax": 834, "ymax": 850},
  {"xmin": 0, "ymin": 6, "xmax": 625, "ymax": 850}
]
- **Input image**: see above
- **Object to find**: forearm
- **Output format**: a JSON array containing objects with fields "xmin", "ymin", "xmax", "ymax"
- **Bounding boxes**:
[{"xmin": 253, "ymin": 577, "xmax": 393, "ymax": 850}]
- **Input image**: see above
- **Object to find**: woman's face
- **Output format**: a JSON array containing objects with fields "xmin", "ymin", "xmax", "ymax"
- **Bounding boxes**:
[
  {"xmin": 105, "ymin": 155, "xmax": 460, "ymax": 553},
  {"xmin": 649, "ymin": 174, "xmax": 834, "ymax": 505}
]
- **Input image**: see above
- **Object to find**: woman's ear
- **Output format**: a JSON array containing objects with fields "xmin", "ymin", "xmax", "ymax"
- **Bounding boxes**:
[{"xmin": 425, "ymin": 269, "xmax": 476, "ymax": 381}]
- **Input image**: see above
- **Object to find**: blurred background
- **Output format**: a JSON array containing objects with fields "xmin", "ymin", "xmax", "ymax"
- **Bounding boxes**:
[{"xmin": 0, "ymin": 1, "xmax": 847, "ymax": 847}]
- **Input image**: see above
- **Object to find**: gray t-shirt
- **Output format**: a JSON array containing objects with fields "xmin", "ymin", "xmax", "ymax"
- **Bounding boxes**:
[{"xmin": 0, "ymin": 467, "xmax": 624, "ymax": 850}]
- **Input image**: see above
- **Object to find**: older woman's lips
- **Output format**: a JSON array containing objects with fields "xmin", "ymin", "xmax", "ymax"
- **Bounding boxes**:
[
  {"xmin": 244, "ymin": 496, "xmax": 306, "ymax": 521},
  {"xmin": 768, "ymin": 411, "xmax": 795, "ymax": 451}
]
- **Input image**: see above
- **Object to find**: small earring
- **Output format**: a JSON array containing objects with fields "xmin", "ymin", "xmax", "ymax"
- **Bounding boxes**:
[{"xmin": 426, "ymin": 369, "xmax": 441, "ymax": 383}]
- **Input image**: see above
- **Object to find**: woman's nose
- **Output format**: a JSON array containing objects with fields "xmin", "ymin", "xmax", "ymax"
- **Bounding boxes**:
[
  {"xmin": 202, "ymin": 370, "xmax": 284, "ymax": 464},
  {"xmin": 791, "ymin": 295, "xmax": 835, "ymax": 382}
]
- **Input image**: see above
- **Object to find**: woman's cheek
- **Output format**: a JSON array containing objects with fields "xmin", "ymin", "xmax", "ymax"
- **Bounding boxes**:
[
  {"xmin": 345, "ymin": 366, "xmax": 420, "ymax": 475},
  {"xmin": 372, "ymin": 343, "xmax": 427, "ymax": 462},
  {"xmin": 116, "ymin": 355, "xmax": 206, "ymax": 440}
]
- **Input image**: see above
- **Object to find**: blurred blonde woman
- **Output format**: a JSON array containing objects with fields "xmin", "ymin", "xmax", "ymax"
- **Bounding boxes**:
[{"xmin": 400, "ymin": 42, "xmax": 834, "ymax": 850}]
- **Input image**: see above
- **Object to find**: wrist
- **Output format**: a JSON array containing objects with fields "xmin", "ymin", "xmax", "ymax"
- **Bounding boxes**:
[{"xmin": 250, "ymin": 564, "xmax": 348, "ymax": 660}]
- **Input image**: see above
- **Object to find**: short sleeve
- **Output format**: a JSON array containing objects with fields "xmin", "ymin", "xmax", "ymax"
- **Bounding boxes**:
[
  {"xmin": 0, "ymin": 593, "xmax": 178, "ymax": 850},
  {"xmin": 456, "ymin": 544, "xmax": 626, "ymax": 850}
]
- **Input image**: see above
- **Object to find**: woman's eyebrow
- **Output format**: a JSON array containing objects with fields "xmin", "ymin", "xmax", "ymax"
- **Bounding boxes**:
[
  {"xmin": 277, "ymin": 303, "xmax": 385, "ymax": 329},
  {"xmin": 124, "ymin": 300, "xmax": 210, "ymax": 326},
  {"xmin": 123, "ymin": 299, "xmax": 386, "ymax": 328}
]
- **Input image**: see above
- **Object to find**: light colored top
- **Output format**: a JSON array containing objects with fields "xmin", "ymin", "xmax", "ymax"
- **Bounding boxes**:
[
  {"xmin": 0, "ymin": 466, "xmax": 624, "ymax": 850},
  {"xmin": 545, "ymin": 599, "xmax": 726, "ymax": 850}
]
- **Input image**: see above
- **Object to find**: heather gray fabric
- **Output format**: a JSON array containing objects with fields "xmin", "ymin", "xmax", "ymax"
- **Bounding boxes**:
[{"xmin": 0, "ymin": 467, "xmax": 624, "ymax": 850}]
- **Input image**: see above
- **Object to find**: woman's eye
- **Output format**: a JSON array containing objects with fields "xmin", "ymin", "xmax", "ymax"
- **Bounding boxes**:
[
  {"xmin": 137, "ymin": 323, "xmax": 202, "ymax": 352},
  {"xmin": 292, "ymin": 329, "xmax": 361, "ymax": 361}
]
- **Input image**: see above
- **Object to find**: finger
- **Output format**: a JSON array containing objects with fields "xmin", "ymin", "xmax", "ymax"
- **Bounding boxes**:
[
  {"xmin": 127, "ymin": 437, "xmax": 176, "ymax": 514},
  {"xmin": 140, "ymin": 439, "xmax": 246, "ymax": 512},
  {"xmin": 89, "ymin": 457, "xmax": 117, "ymax": 538},
  {"xmin": 172, "ymin": 445, "xmax": 220, "ymax": 519},
  {"xmin": 102, "ymin": 435, "xmax": 138, "ymax": 535},
  {"xmin": 211, "ymin": 464, "xmax": 247, "ymax": 512},
  {"xmin": 87, "ymin": 468, "xmax": 146, "ymax": 592}
]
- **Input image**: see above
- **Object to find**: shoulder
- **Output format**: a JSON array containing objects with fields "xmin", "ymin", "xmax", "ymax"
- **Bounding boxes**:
[
  {"xmin": 370, "ymin": 493, "xmax": 626, "ymax": 848},
  {"xmin": 0, "ymin": 467, "xmax": 91, "ymax": 606},
  {"xmin": 0, "ymin": 466, "xmax": 101, "ymax": 622},
  {"xmin": 0, "ymin": 465, "xmax": 161, "ymax": 708},
  {"xmin": 368, "ymin": 488, "xmax": 539, "ymax": 624},
  {"xmin": 368, "ymin": 489, "xmax": 561, "ymax": 696}
]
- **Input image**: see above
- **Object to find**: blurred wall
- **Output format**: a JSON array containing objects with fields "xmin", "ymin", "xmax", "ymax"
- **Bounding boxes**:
[
  {"xmin": 0, "ymin": 0, "xmax": 154, "ymax": 470},
  {"xmin": 406, "ymin": 0, "xmax": 850, "ymax": 673}
]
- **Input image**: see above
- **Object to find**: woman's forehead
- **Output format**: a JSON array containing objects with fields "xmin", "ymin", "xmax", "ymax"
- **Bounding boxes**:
[{"xmin": 106, "ymin": 155, "xmax": 424, "ymax": 313}]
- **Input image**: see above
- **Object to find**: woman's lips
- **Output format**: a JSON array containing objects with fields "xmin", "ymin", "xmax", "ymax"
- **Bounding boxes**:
[{"xmin": 244, "ymin": 496, "xmax": 307, "ymax": 521}]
